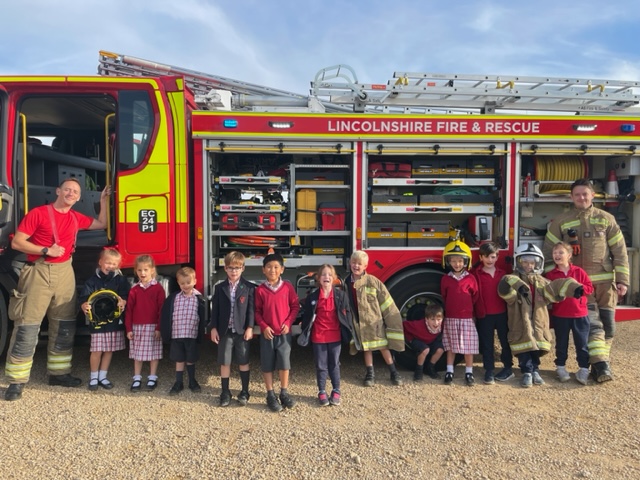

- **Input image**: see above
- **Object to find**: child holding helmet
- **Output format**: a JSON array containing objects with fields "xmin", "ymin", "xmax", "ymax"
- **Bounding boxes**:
[
  {"xmin": 441, "ymin": 239, "xmax": 483, "ymax": 387},
  {"xmin": 79, "ymin": 248, "xmax": 130, "ymax": 391},
  {"xmin": 498, "ymin": 243, "xmax": 585, "ymax": 388}
]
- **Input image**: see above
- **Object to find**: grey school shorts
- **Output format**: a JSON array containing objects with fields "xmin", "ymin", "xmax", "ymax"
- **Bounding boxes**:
[
  {"xmin": 260, "ymin": 333, "xmax": 292, "ymax": 372},
  {"xmin": 217, "ymin": 331, "xmax": 251, "ymax": 366}
]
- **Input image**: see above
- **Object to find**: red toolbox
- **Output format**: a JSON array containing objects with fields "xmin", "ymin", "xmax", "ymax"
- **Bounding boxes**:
[
  {"xmin": 319, "ymin": 202, "xmax": 346, "ymax": 231},
  {"xmin": 221, "ymin": 213, "xmax": 278, "ymax": 230}
]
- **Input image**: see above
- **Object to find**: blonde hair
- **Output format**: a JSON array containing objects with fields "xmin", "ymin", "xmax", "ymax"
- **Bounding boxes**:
[
  {"xmin": 224, "ymin": 251, "xmax": 246, "ymax": 267},
  {"xmin": 317, "ymin": 263, "xmax": 337, "ymax": 279},
  {"xmin": 176, "ymin": 266, "xmax": 196, "ymax": 281},
  {"xmin": 350, "ymin": 250, "xmax": 369, "ymax": 264},
  {"xmin": 99, "ymin": 247, "xmax": 121, "ymax": 262}
]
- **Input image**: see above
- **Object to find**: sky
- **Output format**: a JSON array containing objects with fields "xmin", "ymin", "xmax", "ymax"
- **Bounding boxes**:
[{"xmin": 2, "ymin": 0, "xmax": 640, "ymax": 98}]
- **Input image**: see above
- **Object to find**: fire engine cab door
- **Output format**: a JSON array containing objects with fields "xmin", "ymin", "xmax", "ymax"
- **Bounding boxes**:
[{"xmin": 0, "ymin": 85, "xmax": 14, "ymax": 251}]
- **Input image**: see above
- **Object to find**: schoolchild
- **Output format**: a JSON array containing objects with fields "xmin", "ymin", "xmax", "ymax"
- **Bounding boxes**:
[
  {"xmin": 498, "ymin": 244, "xmax": 584, "ymax": 388},
  {"xmin": 545, "ymin": 242, "xmax": 593, "ymax": 385},
  {"xmin": 471, "ymin": 242, "xmax": 514, "ymax": 384},
  {"xmin": 301, "ymin": 264, "xmax": 354, "ymax": 407},
  {"xmin": 161, "ymin": 267, "xmax": 206, "ymax": 395},
  {"xmin": 255, "ymin": 253, "xmax": 300, "ymax": 412},
  {"xmin": 402, "ymin": 303, "xmax": 445, "ymax": 381},
  {"xmin": 345, "ymin": 250, "xmax": 404, "ymax": 387},
  {"xmin": 441, "ymin": 240, "xmax": 482, "ymax": 386},
  {"xmin": 125, "ymin": 254, "xmax": 166, "ymax": 391},
  {"xmin": 208, "ymin": 251, "xmax": 255, "ymax": 407},
  {"xmin": 79, "ymin": 247, "xmax": 130, "ymax": 391}
]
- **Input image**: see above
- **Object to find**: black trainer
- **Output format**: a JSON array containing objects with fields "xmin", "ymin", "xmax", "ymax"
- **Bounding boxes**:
[
  {"xmin": 279, "ymin": 391, "xmax": 296, "ymax": 409},
  {"xmin": 49, "ymin": 374, "xmax": 82, "ymax": 388},
  {"xmin": 267, "ymin": 393, "xmax": 283, "ymax": 412},
  {"xmin": 5, "ymin": 384, "xmax": 24, "ymax": 401},
  {"xmin": 219, "ymin": 390, "xmax": 232, "ymax": 407},
  {"xmin": 483, "ymin": 370, "xmax": 495, "ymax": 385}
]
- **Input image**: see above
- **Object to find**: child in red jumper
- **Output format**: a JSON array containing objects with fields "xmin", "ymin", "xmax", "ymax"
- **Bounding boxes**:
[
  {"xmin": 301, "ymin": 264, "xmax": 353, "ymax": 406},
  {"xmin": 545, "ymin": 242, "xmax": 593, "ymax": 385},
  {"xmin": 402, "ymin": 303, "xmax": 444, "ymax": 381},
  {"xmin": 125, "ymin": 255, "xmax": 166, "ymax": 392},
  {"xmin": 255, "ymin": 253, "xmax": 300, "ymax": 412},
  {"xmin": 441, "ymin": 240, "xmax": 482, "ymax": 387},
  {"xmin": 471, "ymin": 242, "xmax": 513, "ymax": 384}
]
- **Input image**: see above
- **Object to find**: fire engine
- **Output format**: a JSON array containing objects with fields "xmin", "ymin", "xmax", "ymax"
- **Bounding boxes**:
[{"xmin": 0, "ymin": 51, "xmax": 639, "ymax": 356}]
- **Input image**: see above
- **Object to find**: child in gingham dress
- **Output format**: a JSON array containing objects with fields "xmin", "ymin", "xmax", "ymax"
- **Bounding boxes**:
[
  {"xmin": 125, "ymin": 254, "xmax": 166, "ymax": 391},
  {"xmin": 79, "ymin": 247, "xmax": 130, "ymax": 391},
  {"xmin": 440, "ymin": 240, "xmax": 482, "ymax": 386}
]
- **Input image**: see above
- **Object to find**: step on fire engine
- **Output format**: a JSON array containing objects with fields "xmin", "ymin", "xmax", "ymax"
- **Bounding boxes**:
[{"xmin": 0, "ymin": 50, "xmax": 638, "ymax": 355}]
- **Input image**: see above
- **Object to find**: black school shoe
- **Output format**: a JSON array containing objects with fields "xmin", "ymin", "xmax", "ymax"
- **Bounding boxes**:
[
  {"xmin": 169, "ymin": 382, "xmax": 184, "ymax": 396},
  {"xmin": 465, "ymin": 373, "xmax": 476, "ymax": 387},
  {"xmin": 444, "ymin": 372, "xmax": 454, "ymax": 385},
  {"xmin": 237, "ymin": 390, "xmax": 250, "ymax": 406},
  {"xmin": 188, "ymin": 380, "xmax": 201, "ymax": 393},
  {"xmin": 49, "ymin": 374, "xmax": 82, "ymax": 388},
  {"xmin": 219, "ymin": 390, "xmax": 232, "ymax": 407}
]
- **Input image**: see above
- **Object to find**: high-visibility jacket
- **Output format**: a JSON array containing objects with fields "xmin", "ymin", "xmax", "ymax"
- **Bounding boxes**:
[
  {"xmin": 498, "ymin": 272, "xmax": 582, "ymax": 355},
  {"xmin": 346, "ymin": 273, "xmax": 405, "ymax": 354},
  {"xmin": 543, "ymin": 205, "xmax": 629, "ymax": 286}
]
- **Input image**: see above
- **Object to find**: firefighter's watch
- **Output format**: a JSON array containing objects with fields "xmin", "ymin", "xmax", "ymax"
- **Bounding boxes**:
[{"xmin": 41, "ymin": 247, "xmax": 48, "ymax": 256}]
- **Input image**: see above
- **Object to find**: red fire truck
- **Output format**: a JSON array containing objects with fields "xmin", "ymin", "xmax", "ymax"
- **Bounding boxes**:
[{"xmin": 0, "ymin": 51, "xmax": 638, "ymax": 355}]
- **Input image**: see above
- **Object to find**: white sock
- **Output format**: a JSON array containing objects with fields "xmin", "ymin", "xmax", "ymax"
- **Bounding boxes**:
[
  {"xmin": 148, "ymin": 375, "xmax": 158, "ymax": 381},
  {"xmin": 465, "ymin": 367, "xmax": 473, "ymax": 374},
  {"xmin": 446, "ymin": 365, "xmax": 454, "ymax": 373},
  {"xmin": 90, "ymin": 371, "xmax": 99, "ymax": 380},
  {"xmin": 98, "ymin": 370, "xmax": 108, "ymax": 381},
  {"xmin": 133, "ymin": 375, "xmax": 142, "ymax": 381}
]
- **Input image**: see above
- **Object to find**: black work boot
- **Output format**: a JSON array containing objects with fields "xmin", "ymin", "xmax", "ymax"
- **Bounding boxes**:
[
  {"xmin": 5, "ymin": 384, "xmax": 24, "ymax": 401},
  {"xmin": 49, "ymin": 374, "xmax": 82, "ymax": 388},
  {"xmin": 594, "ymin": 361, "xmax": 613, "ymax": 383},
  {"xmin": 363, "ymin": 368, "xmax": 375, "ymax": 387}
]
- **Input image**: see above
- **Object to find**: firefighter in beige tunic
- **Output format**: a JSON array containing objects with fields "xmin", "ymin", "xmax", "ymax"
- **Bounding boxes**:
[
  {"xmin": 498, "ymin": 244, "xmax": 584, "ymax": 387},
  {"xmin": 543, "ymin": 179, "xmax": 629, "ymax": 383}
]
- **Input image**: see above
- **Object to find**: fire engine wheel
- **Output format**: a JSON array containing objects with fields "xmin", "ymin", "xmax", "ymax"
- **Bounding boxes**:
[
  {"xmin": 0, "ymin": 296, "xmax": 8, "ymax": 358},
  {"xmin": 386, "ymin": 268, "xmax": 444, "ymax": 371}
]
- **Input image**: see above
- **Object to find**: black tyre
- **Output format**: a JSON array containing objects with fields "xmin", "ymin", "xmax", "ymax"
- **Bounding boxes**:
[{"xmin": 387, "ymin": 268, "xmax": 445, "ymax": 371}]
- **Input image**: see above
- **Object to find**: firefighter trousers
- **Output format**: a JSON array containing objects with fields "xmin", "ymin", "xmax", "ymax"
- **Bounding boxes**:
[
  {"xmin": 586, "ymin": 282, "xmax": 617, "ymax": 365},
  {"xmin": 5, "ymin": 259, "xmax": 77, "ymax": 384}
]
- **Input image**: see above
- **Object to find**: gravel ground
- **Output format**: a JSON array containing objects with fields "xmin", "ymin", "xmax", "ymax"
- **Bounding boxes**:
[{"xmin": 1, "ymin": 321, "xmax": 640, "ymax": 480}]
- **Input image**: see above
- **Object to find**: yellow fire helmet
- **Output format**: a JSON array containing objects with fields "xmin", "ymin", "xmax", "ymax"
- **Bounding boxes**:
[
  {"xmin": 86, "ymin": 289, "xmax": 121, "ymax": 328},
  {"xmin": 442, "ymin": 239, "xmax": 472, "ymax": 270}
]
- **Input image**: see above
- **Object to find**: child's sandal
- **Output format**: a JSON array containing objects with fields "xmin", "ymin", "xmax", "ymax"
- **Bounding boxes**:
[
  {"xmin": 130, "ymin": 380, "xmax": 142, "ymax": 392},
  {"xmin": 146, "ymin": 378, "xmax": 158, "ymax": 391}
]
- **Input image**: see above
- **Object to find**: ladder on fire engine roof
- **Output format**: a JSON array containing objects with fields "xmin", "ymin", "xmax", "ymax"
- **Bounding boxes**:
[
  {"xmin": 311, "ymin": 64, "xmax": 640, "ymax": 114},
  {"xmin": 97, "ymin": 50, "xmax": 350, "ymax": 113}
]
